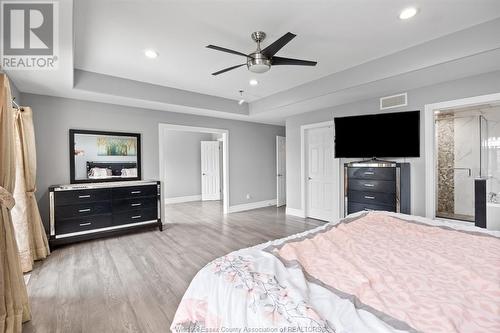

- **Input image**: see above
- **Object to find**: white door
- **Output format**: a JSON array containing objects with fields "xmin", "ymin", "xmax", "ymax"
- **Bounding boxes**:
[
  {"xmin": 306, "ymin": 126, "xmax": 338, "ymax": 221},
  {"xmin": 276, "ymin": 136, "xmax": 286, "ymax": 207},
  {"xmin": 201, "ymin": 141, "xmax": 221, "ymax": 201}
]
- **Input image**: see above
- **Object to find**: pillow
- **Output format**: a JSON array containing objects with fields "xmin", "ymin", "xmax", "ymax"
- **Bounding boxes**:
[
  {"xmin": 88, "ymin": 167, "xmax": 112, "ymax": 178},
  {"xmin": 121, "ymin": 168, "xmax": 137, "ymax": 177}
]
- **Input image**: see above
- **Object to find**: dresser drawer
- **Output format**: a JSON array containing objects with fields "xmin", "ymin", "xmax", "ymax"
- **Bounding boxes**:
[
  {"xmin": 55, "ymin": 202, "xmax": 112, "ymax": 220},
  {"xmin": 347, "ymin": 167, "xmax": 396, "ymax": 181},
  {"xmin": 112, "ymin": 185, "xmax": 157, "ymax": 199},
  {"xmin": 348, "ymin": 190, "xmax": 396, "ymax": 206},
  {"xmin": 113, "ymin": 197, "xmax": 157, "ymax": 212},
  {"xmin": 55, "ymin": 189, "xmax": 111, "ymax": 206},
  {"xmin": 348, "ymin": 179, "xmax": 396, "ymax": 193},
  {"xmin": 56, "ymin": 214, "xmax": 112, "ymax": 235},
  {"xmin": 112, "ymin": 208, "xmax": 158, "ymax": 226},
  {"xmin": 348, "ymin": 202, "xmax": 395, "ymax": 215}
]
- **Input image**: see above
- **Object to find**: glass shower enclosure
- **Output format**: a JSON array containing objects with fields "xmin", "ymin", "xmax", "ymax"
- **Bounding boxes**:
[{"xmin": 435, "ymin": 112, "xmax": 488, "ymax": 222}]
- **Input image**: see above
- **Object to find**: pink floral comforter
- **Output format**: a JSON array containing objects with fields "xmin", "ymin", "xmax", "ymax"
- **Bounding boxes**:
[{"xmin": 171, "ymin": 212, "xmax": 500, "ymax": 333}]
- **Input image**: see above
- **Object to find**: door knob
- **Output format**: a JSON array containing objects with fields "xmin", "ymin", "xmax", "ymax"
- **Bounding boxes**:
[
  {"xmin": 202, "ymin": 173, "xmax": 206, "ymax": 176},
  {"xmin": 308, "ymin": 177, "xmax": 312, "ymax": 180}
]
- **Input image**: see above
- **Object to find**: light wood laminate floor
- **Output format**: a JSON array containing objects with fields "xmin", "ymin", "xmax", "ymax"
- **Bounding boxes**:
[{"xmin": 23, "ymin": 201, "xmax": 324, "ymax": 333}]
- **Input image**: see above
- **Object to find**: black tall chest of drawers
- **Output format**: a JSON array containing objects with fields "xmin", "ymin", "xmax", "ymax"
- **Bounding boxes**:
[
  {"xmin": 49, "ymin": 181, "xmax": 162, "ymax": 247},
  {"xmin": 344, "ymin": 161, "xmax": 410, "ymax": 215}
]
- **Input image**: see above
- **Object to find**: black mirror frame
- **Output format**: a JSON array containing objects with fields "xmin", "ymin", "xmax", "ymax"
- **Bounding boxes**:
[{"xmin": 69, "ymin": 129, "xmax": 142, "ymax": 184}]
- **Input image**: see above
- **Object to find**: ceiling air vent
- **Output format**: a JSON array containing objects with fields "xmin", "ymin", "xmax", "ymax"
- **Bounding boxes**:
[{"xmin": 380, "ymin": 93, "xmax": 408, "ymax": 110}]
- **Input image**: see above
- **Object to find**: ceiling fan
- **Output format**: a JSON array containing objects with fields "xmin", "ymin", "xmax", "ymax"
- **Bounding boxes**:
[{"xmin": 207, "ymin": 31, "xmax": 317, "ymax": 76}]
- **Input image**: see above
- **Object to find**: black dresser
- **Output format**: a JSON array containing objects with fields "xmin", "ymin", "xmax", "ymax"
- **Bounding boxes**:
[
  {"xmin": 344, "ymin": 161, "xmax": 410, "ymax": 215},
  {"xmin": 49, "ymin": 180, "xmax": 162, "ymax": 247}
]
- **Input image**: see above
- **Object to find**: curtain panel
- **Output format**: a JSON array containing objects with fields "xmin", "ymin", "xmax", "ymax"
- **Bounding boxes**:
[
  {"xmin": 12, "ymin": 107, "xmax": 50, "ymax": 273},
  {"xmin": 0, "ymin": 74, "xmax": 31, "ymax": 333}
]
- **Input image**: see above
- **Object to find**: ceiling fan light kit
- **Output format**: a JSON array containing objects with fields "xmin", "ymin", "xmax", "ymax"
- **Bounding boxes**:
[
  {"xmin": 247, "ymin": 31, "xmax": 271, "ymax": 73},
  {"xmin": 207, "ymin": 31, "xmax": 317, "ymax": 76}
]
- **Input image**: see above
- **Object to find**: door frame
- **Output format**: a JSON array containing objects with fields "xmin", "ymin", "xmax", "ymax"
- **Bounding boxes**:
[
  {"xmin": 276, "ymin": 135, "xmax": 286, "ymax": 207},
  {"xmin": 158, "ymin": 123, "xmax": 229, "ymax": 215},
  {"xmin": 300, "ymin": 120, "xmax": 341, "ymax": 220},
  {"xmin": 424, "ymin": 92, "xmax": 500, "ymax": 220}
]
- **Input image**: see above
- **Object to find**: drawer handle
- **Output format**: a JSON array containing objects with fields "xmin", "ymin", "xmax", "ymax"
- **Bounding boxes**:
[
  {"xmin": 131, "ymin": 215, "xmax": 142, "ymax": 219},
  {"xmin": 364, "ymin": 172, "xmax": 375, "ymax": 175},
  {"xmin": 79, "ymin": 222, "xmax": 92, "ymax": 226},
  {"xmin": 364, "ymin": 196, "xmax": 375, "ymax": 200},
  {"xmin": 131, "ymin": 191, "xmax": 142, "ymax": 194},
  {"xmin": 78, "ymin": 208, "xmax": 91, "ymax": 213},
  {"xmin": 78, "ymin": 195, "xmax": 91, "ymax": 198},
  {"xmin": 131, "ymin": 203, "xmax": 142, "ymax": 207},
  {"xmin": 363, "ymin": 183, "xmax": 375, "ymax": 187}
]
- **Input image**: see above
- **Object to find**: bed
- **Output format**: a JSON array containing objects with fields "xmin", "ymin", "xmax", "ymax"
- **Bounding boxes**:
[
  {"xmin": 86, "ymin": 161, "xmax": 137, "ymax": 179},
  {"xmin": 171, "ymin": 211, "xmax": 500, "ymax": 333}
]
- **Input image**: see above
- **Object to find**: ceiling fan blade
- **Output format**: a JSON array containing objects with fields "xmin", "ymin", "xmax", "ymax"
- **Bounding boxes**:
[
  {"xmin": 212, "ymin": 64, "xmax": 246, "ymax": 76},
  {"xmin": 206, "ymin": 45, "xmax": 249, "ymax": 58},
  {"xmin": 272, "ymin": 56, "xmax": 317, "ymax": 66},
  {"xmin": 261, "ymin": 32, "xmax": 296, "ymax": 57}
]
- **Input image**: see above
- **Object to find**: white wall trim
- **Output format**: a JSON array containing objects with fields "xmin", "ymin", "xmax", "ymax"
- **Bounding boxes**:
[
  {"xmin": 286, "ymin": 207, "xmax": 306, "ymax": 218},
  {"xmin": 228, "ymin": 199, "xmax": 276, "ymax": 213},
  {"xmin": 424, "ymin": 92, "xmax": 500, "ymax": 219},
  {"xmin": 159, "ymin": 123, "xmax": 230, "ymax": 215},
  {"xmin": 300, "ymin": 120, "xmax": 341, "ymax": 219},
  {"xmin": 164, "ymin": 195, "xmax": 202, "ymax": 204},
  {"xmin": 276, "ymin": 135, "xmax": 286, "ymax": 207}
]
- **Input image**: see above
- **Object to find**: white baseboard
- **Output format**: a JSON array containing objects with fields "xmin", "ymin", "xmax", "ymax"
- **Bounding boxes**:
[
  {"xmin": 165, "ymin": 195, "xmax": 202, "ymax": 204},
  {"xmin": 286, "ymin": 207, "xmax": 306, "ymax": 218},
  {"xmin": 228, "ymin": 199, "xmax": 276, "ymax": 213}
]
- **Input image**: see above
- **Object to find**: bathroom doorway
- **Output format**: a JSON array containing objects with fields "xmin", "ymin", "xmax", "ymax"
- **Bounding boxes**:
[
  {"xmin": 434, "ymin": 103, "xmax": 500, "ymax": 222},
  {"xmin": 434, "ymin": 111, "xmax": 486, "ymax": 222}
]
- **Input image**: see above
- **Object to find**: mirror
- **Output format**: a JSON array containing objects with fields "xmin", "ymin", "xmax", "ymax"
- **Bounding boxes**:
[{"xmin": 69, "ymin": 129, "xmax": 141, "ymax": 183}]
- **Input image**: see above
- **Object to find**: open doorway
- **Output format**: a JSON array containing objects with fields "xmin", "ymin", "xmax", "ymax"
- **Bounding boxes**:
[
  {"xmin": 425, "ymin": 92, "xmax": 500, "ymax": 228},
  {"xmin": 158, "ymin": 124, "xmax": 229, "ymax": 217},
  {"xmin": 434, "ymin": 109, "xmax": 486, "ymax": 222}
]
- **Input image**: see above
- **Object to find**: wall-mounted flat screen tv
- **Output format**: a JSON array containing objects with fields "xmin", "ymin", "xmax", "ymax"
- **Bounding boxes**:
[{"xmin": 334, "ymin": 111, "xmax": 420, "ymax": 158}]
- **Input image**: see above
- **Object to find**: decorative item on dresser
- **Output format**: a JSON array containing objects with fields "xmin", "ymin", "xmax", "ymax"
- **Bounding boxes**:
[
  {"xmin": 344, "ymin": 160, "xmax": 410, "ymax": 215},
  {"xmin": 48, "ymin": 180, "xmax": 162, "ymax": 247}
]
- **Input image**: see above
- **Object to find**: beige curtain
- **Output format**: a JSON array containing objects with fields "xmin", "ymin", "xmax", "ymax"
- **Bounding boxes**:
[
  {"xmin": 11, "ymin": 107, "xmax": 50, "ymax": 273},
  {"xmin": 0, "ymin": 74, "xmax": 31, "ymax": 332}
]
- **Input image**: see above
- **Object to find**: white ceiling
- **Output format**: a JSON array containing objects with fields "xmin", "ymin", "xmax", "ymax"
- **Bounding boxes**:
[
  {"xmin": 6, "ymin": 0, "xmax": 500, "ymax": 125},
  {"xmin": 74, "ymin": 0, "xmax": 500, "ymax": 102}
]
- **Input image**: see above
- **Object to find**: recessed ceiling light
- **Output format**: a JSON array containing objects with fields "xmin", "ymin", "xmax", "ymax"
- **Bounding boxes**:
[
  {"xmin": 399, "ymin": 7, "xmax": 418, "ymax": 20},
  {"xmin": 249, "ymin": 79, "xmax": 258, "ymax": 86},
  {"xmin": 144, "ymin": 49, "xmax": 158, "ymax": 59}
]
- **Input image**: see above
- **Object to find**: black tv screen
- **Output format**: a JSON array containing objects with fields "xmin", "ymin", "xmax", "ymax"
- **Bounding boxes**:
[{"xmin": 334, "ymin": 111, "xmax": 420, "ymax": 158}]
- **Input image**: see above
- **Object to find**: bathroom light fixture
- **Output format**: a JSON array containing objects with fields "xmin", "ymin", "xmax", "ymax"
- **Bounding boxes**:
[
  {"xmin": 249, "ymin": 79, "xmax": 258, "ymax": 86},
  {"xmin": 238, "ymin": 90, "xmax": 245, "ymax": 105},
  {"xmin": 399, "ymin": 7, "xmax": 418, "ymax": 20},
  {"xmin": 144, "ymin": 49, "xmax": 159, "ymax": 59}
]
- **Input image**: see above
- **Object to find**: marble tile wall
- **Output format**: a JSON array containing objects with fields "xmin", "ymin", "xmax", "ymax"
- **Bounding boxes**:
[
  {"xmin": 486, "ymin": 119, "xmax": 500, "ymax": 198},
  {"xmin": 436, "ymin": 114, "xmax": 455, "ymax": 214}
]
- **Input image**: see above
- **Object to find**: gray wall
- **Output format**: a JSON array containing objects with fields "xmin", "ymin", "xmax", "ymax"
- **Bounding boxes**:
[
  {"xmin": 164, "ymin": 130, "xmax": 214, "ymax": 198},
  {"xmin": 286, "ymin": 70, "xmax": 500, "ymax": 217},
  {"xmin": 23, "ymin": 93, "xmax": 284, "ymax": 228}
]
